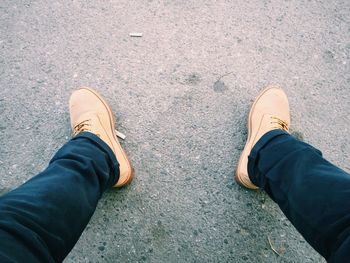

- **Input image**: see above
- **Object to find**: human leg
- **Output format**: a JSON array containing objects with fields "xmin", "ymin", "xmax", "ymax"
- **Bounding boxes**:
[
  {"xmin": 248, "ymin": 130, "xmax": 350, "ymax": 262},
  {"xmin": 0, "ymin": 88, "xmax": 134, "ymax": 262},
  {"xmin": 235, "ymin": 86, "xmax": 350, "ymax": 262},
  {"xmin": 0, "ymin": 132, "xmax": 119, "ymax": 263}
]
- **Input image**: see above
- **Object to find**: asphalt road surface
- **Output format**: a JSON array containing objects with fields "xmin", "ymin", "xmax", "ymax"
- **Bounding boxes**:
[{"xmin": 1, "ymin": 0, "xmax": 349, "ymax": 262}]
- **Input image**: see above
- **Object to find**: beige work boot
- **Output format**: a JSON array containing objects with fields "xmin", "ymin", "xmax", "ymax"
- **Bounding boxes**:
[
  {"xmin": 235, "ymin": 86, "xmax": 290, "ymax": 189},
  {"xmin": 69, "ymin": 87, "xmax": 134, "ymax": 188}
]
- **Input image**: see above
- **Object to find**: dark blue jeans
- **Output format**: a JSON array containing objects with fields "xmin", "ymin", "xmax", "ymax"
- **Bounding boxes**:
[
  {"xmin": 248, "ymin": 130, "xmax": 350, "ymax": 262},
  {"xmin": 0, "ymin": 132, "xmax": 119, "ymax": 263},
  {"xmin": 0, "ymin": 131, "xmax": 349, "ymax": 262}
]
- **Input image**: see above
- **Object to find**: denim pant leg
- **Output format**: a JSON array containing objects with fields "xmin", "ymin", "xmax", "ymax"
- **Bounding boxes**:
[
  {"xmin": 0, "ymin": 132, "xmax": 119, "ymax": 263},
  {"xmin": 248, "ymin": 130, "xmax": 350, "ymax": 262}
]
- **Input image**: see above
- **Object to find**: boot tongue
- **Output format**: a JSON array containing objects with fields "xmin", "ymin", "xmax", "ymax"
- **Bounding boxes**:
[{"xmin": 73, "ymin": 112, "xmax": 99, "ymax": 136}]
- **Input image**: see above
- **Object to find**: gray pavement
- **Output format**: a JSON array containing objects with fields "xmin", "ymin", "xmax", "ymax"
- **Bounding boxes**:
[{"xmin": 1, "ymin": 0, "xmax": 349, "ymax": 262}]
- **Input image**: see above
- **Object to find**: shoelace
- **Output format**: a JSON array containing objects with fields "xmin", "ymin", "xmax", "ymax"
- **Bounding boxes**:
[
  {"xmin": 73, "ymin": 119, "xmax": 92, "ymax": 136},
  {"xmin": 270, "ymin": 116, "xmax": 289, "ymax": 131}
]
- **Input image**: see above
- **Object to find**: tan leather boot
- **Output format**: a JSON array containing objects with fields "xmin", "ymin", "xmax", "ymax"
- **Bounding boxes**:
[
  {"xmin": 69, "ymin": 87, "xmax": 134, "ymax": 188},
  {"xmin": 235, "ymin": 86, "xmax": 290, "ymax": 189}
]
